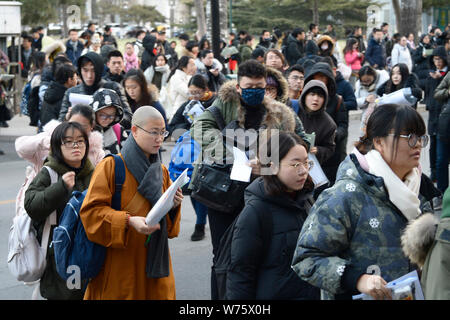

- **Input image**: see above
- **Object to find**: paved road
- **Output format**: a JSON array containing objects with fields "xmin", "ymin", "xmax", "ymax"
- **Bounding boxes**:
[
  {"xmin": 0, "ymin": 110, "xmax": 435, "ymax": 300},
  {"xmin": 0, "ymin": 142, "xmax": 212, "ymax": 300}
]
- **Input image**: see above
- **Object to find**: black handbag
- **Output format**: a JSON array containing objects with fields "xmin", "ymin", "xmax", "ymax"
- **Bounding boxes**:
[
  {"xmin": 190, "ymin": 162, "xmax": 248, "ymax": 213},
  {"xmin": 190, "ymin": 106, "xmax": 249, "ymax": 213}
]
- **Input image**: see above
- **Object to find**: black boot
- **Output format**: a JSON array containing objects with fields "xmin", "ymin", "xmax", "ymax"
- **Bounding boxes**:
[{"xmin": 191, "ymin": 224, "xmax": 205, "ymax": 241}]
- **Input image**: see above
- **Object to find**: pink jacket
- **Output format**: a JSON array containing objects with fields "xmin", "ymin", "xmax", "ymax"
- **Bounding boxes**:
[
  {"xmin": 14, "ymin": 120, "xmax": 105, "ymax": 216},
  {"xmin": 344, "ymin": 50, "xmax": 363, "ymax": 71},
  {"xmin": 124, "ymin": 53, "xmax": 139, "ymax": 72}
]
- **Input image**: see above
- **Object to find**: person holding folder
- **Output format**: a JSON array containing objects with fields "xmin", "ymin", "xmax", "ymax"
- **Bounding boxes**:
[{"xmin": 80, "ymin": 106, "xmax": 183, "ymax": 300}]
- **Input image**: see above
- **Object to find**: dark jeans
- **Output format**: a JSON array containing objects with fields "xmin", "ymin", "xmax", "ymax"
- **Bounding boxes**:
[
  {"xmin": 190, "ymin": 197, "xmax": 208, "ymax": 225},
  {"xmin": 436, "ymin": 136, "xmax": 449, "ymax": 192},
  {"xmin": 207, "ymin": 206, "xmax": 242, "ymax": 300},
  {"xmin": 429, "ymin": 135, "xmax": 437, "ymax": 178}
]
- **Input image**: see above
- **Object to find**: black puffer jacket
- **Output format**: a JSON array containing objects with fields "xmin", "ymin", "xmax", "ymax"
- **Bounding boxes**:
[
  {"xmin": 40, "ymin": 81, "xmax": 67, "ymax": 126},
  {"xmin": 296, "ymin": 40, "xmax": 320, "ymax": 68},
  {"xmin": 298, "ymin": 80, "xmax": 336, "ymax": 165},
  {"xmin": 413, "ymin": 41, "xmax": 433, "ymax": 84},
  {"xmin": 376, "ymin": 73, "xmax": 422, "ymax": 109},
  {"xmin": 304, "ymin": 62, "xmax": 349, "ymax": 183},
  {"xmin": 424, "ymin": 46, "xmax": 448, "ymax": 136},
  {"xmin": 140, "ymin": 34, "xmax": 157, "ymax": 72},
  {"xmin": 285, "ymin": 34, "xmax": 305, "ymax": 66},
  {"xmin": 103, "ymin": 70, "xmax": 125, "ymax": 84},
  {"xmin": 227, "ymin": 177, "xmax": 320, "ymax": 300}
]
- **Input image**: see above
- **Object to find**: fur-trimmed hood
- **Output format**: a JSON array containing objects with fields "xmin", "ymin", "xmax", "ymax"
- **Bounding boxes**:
[
  {"xmin": 401, "ymin": 213, "xmax": 439, "ymax": 267},
  {"xmin": 265, "ymin": 66, "xmax": 290, "ymax": 104},
  {"xmin": 317, "ymin": 35, "xmax": 335, "ymax": 53},
  {"xmin": 216, "ymin": 80, "xmax": 296, "ymax": 132}
]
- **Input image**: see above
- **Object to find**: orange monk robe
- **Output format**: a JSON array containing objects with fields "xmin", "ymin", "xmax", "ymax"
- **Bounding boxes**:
[{"xmin": 80, "ymin": 155, "xmax": 181, "ymax": 300}]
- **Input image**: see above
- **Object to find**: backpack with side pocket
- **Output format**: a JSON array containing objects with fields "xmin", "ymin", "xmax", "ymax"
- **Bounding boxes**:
[
  {"xmin": 52, "ymin": 154, "xmax": 125, "ymax": 281},
  {"xmin": 7, "ymin": 166, "xmax": 58, "ymax": 283},
  {"xmin": 168, "ymin": 131, "xmax": 201, "ymax": 195},
  {"xmin": 213, "ymin": 201, "xmax": 273, "ymax": 300}
]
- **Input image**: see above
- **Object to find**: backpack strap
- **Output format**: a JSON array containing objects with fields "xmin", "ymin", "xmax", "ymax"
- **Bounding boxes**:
[
  {"xmin": 336, "ymin": 95, "xmax": 343, "ymax": 113},
  {"xmin": 291, "ymin": 99, "xmax": 300, "ymax": 114},
  {"xmin": 112, "ymin": 123, "xmax": 122, "ymax": 144},
  {"xmin": 104, "ymin": 154, "xmax": 126, "ymax": 210},
  {"xmin": 41, "ymin": 166, "xmax": 58, "ymax": 252},
  {"xmin": 208, "ymin": 105, "xmax": 227, "ymax": 131}
]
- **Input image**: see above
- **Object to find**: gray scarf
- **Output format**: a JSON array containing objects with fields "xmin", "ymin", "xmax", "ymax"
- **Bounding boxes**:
[{"xmin": 121, "ymin": 134, "xmax": 170, "ymax": 278}]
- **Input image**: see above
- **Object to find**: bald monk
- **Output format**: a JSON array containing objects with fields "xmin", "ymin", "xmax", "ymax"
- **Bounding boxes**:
[{"xmin": 80, "ymin": 106, "xmax": 184, "ymax": 300}]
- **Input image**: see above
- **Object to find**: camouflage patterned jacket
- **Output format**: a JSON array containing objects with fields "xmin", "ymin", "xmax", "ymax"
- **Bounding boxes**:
[{"xmin": 291, "ymin": 153, "xmax": 434, "ymax": 300}]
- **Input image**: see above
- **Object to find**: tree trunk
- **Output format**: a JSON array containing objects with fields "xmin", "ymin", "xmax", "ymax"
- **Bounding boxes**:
[
  {"xmin": 195, "ymin": 0, "xmax": 207, "ymax": 40},
  {"xmin": 393, "ymin": 0, "xmax": 422, "ymax": 39},
  {"xmin": 219, "ymin": 0, "xmax": 228, "ymax": 41},
  {"xmin": 62, "ymin": 5, "xmax": 68, "ymax": 37},
  {"xmin": 211, "ymin": 0, "xmax": 221, "ymax": 58},
  {"xmin": 392, "ymin": 0, "xmax": 401, "ymax": 27},
  {"xmin": 312, "ymin": 0, "xmax": 319, "ymax": 25}
]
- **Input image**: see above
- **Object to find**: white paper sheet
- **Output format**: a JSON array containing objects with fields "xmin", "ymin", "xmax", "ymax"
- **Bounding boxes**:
[
  {"xmin": 145, "ymin": 168, "xmax": 190, "ymax": 227},
  {"xmin": 230, "ymin": 147, "xmax": 252, "ymax": 183},
  {"xmin": 183, "ymin": 100, "xmax": 205, "ymax": 123},
  {"xmin": 69, "ymin": 93, "xmax": 93, "ymax": 107},
  {"xmin": 375, "ymin": 87, "xmax": 417, "ymax": 107},
  {"xmin": 308, "ymin": 153, "xmax": 329, "ymax": 188}
]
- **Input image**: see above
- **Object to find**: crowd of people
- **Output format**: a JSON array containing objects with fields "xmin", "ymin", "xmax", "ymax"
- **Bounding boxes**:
[{"xmin": 4, "ymin": 19, "xmax": 450, "ymax": 300}]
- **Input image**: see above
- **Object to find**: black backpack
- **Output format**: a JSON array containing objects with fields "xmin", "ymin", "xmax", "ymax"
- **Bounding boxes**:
[{"xmin": 213, "ymin": 200, "xmax": 273, "ymax": 300}]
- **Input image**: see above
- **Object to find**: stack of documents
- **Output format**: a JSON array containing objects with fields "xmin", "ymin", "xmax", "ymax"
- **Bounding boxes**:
[
  {"xmin": 352, "ymin": 270, "xmax": 424, "ymax": 300},
  {"xmin": 145, "ymin": 168, "xmax": 190, "ymax": 226}
]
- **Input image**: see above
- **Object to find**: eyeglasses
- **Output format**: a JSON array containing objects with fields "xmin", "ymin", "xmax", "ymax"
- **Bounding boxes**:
[
  {"xmin": 62, "ymin": 139, "xmax": 86, "ymax": 148},
  {"xmin": 281, "ymin": 160, "xmax": 314, "ymax": 172},
  {"xmin": 188, "ymin": 90, "xmax": 203, "ymax": 97},
  {"xmin": 265, "ymin": 87, "xmax": 278, "ymax": 93},
  {"xmin": 388, "ymin": 133, "xmax": 429, "ymax": 148},
  {"xmin": 136, "ymin": 125, "xmax": 169, "ymax": 138},
  {"xmin": 97, "ymin": 113, "xmax": 116, "ymax": 121}
]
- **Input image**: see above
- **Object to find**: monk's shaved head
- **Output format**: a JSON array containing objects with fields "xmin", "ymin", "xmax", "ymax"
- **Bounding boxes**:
[{"xmin": 131, "ymin": 106, "xmax": 164, "ymax": 128}]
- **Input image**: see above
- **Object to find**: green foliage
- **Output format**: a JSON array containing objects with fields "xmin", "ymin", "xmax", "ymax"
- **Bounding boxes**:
[
  {"xmin": 423, "ymin": 0, "xmax": 450, "ymax": 10},
  {"xmin": 231, "ymin": 0, "xmax": 375, "ymax": 37},
  {"xmin": 121, "ymin": 5, "xmax": 166, "ymax": 26},
  {"xmin": 19, "ymin": 0, "xmax": 85, "ymax": 27},
  {"xmin": 19, "ymin": 0, "xmax": 57, "ymax": 26}
]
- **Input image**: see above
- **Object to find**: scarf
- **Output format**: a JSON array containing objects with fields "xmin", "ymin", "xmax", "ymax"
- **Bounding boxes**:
[
  {"xmin": 365, "ymin": 150, "xmax": 421, "ymax": 221},
  {"xmin": 200, "ymin": 90, "xmax": 214, "ymax": 102},
  {"xmin": 121, "ymin": 134, "xmax": 170, "ymax": 278},
  {"xmin": 363, "ymin": 72, "xmax": 379, "ymax": 93}
]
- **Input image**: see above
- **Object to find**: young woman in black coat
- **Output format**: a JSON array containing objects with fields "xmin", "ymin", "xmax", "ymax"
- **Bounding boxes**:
[
  {"xmin": 226, "ymin": 131, "xmax": 320, "ymax": 300},
  {"xmin": 376, "ymin": 63, "xmax": 422, "ymax": 109}
]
